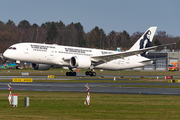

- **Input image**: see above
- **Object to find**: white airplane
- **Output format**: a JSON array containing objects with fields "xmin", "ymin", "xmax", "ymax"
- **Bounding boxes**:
[{"xmin": 3, "ymin": 27, "xmax": 163, "ymax": 76}]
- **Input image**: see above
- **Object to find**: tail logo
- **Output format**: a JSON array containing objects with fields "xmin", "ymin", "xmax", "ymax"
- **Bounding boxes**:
[
  {"xmin": 139, "ymin": 30, "xmax": 151, "ymax": 49},
  {"xmin": 139, "ymin": 30, "xmax": 151, "ymax": 56}
]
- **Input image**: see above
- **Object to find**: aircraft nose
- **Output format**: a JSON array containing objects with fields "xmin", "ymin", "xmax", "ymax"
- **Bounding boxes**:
[
  {"xmin": 3, "ymin": 50, "xmax": 8, "ymax": 58},
  {"xmin": 3, "ymin": 50, "xmax": 18, "ymax": 60}
]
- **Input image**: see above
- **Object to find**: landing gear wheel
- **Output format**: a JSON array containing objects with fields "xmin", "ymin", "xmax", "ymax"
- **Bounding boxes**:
[
  {"xmin": 85, "ymin": 71, "xmax": 89, "ymax": 76},
  {"xmin": 66, "ymin": 72, "xmax": 70, "ymax": 76},
  {"xmin": 90, "ymin": 72, "xmax": 96, "ymax": 76},
  {"xmin": 89, "ymin": 71, "xmax": 93, "ymax": 76},
  {"xmin": 92, "ymin": 72, "xmax": 96, "ymax": 76},
  {"xmin": 85, "ymin": 71, "xmax": 96, "ymax": 76},
  {"xmin": 72, "ymin": 72, "xmax": 76, "ymax": 76},
  {"xmin": 66, "ymin": 72, "xmax": 77, "ymax": 76}
]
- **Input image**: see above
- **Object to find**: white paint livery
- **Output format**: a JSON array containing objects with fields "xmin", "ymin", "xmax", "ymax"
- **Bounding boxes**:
[{"xmin": 3, "ymin": 27, "xmax": 158, "ymax": 76}]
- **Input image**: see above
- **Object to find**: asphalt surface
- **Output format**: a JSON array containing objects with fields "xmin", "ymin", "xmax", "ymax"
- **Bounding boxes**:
[
  {"xmin": 0, "ymin": 75, "xmax": 178, "ymax": 80},
  {"xmin": 1, "ymin": 82, "xmax": 180, "ymax": 95}
]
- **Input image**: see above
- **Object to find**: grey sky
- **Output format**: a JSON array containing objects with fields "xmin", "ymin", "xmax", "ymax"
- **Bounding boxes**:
[{"xmin": 0, "ymin": 0, "xmax": 179, "ymax": 36}]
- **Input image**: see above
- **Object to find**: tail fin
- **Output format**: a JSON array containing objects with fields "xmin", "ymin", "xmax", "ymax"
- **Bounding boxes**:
[{"xmin": 129, "ymin": 27, "xmax": 157, "ymax": 51}]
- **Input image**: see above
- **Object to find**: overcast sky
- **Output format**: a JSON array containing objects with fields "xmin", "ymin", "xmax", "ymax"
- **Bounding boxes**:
[{"xmin": 0, "ymin": 0, "xmax": 179, "ymax": 37}]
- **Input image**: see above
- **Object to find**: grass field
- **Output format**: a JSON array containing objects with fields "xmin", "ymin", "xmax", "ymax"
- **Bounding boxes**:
[
  {"xmin": 1, "ymin": 91, "xmax": 180, "ymax": 120},
  {"xmin": 0, "ymin": 68, "xmax": 180, "ymax": 76},
  {"xmin": 1, "ymin": 69, "xmax": 180, "ymax": 119}
]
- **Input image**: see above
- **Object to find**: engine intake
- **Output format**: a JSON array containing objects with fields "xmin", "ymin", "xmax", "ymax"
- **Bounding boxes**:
[{"xmin": 70, "ymin": 56, "xmax": 91, "ymax": 69}]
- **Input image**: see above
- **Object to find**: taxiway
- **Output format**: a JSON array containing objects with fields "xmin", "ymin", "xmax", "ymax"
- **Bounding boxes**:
[{"xmin": 1, "ymin": 82, "xmax": 180, "ymax": 95}]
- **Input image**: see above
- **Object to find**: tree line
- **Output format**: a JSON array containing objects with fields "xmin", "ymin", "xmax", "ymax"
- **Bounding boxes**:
[{"xmin": 0, "ymin": 19, "xmax": 179, "ymax": 53}]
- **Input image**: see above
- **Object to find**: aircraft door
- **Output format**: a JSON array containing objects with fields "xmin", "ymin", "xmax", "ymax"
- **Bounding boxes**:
[
  {"xmin": 23, "ymin": 45, "xmax": 29, "ymax": 54},
  {"xmin": 118, "ymin": 59, "xmax": 124, "ymax": 65},
  {"xmin": 47, "ymin": 50, "xmax": 54, "ymax": 61}
]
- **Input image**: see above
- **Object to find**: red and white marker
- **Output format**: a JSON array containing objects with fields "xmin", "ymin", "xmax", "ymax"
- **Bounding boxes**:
[
  {"xmin": 8, "ymin": 94, "xmax": 11, "ymax": 106},
  {"xmin": 8, "ymin": 82, "xmax": 11, "ymax": 107},
  {"xmin": 85, "ymin": 83, "xmax": 90, "ymax": 107},
  {"xmin": 86, "ymin": 94, "xmax": 90, "ymax": 107}
]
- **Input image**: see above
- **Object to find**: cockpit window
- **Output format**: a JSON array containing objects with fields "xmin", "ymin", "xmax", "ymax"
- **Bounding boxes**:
[
  {"xmin": 8, "ymin": 47, "xmax": 16, "ymax": 50},
  {"xmin": 12, "ymin": 47, "xmax": 16, "ymax": 50}
]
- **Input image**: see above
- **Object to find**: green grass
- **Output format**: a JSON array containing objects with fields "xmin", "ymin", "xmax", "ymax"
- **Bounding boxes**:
[
  {"xmin": 0, "ymin": 79, "xmax": 169, "ymax": 84},
  {"xmin": 1, "ymin": 69, "xmax": 180, "ymax": 119},
  {"xmin": 1, "ymin": 91, "xmax": 180, "ymax": 120},
  {"xmin": 0, "ymin": 68, "xmax": 180, "ymax": 76}
]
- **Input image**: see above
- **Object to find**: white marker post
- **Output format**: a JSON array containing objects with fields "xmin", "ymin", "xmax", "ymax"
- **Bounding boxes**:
[
  {"xmin": 114, "ymin": 77, "xmax": 116, "ymax": 81},
  {"xmin": 85, "ymin": 83, "xmax": 90, "ymax": 107},
  {"xmin": 8, "ymin": 82, "xmax": 11, "ymax": 107}
]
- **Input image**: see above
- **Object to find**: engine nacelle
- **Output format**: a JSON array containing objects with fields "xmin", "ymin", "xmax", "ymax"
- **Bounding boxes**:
[
  {"xmin": 70, "ymin": 56, "xmax": 91, "ymax": 69},
  {"xmin": 30, "ymin": 63, "xmax": 52, "ymax": 70}
]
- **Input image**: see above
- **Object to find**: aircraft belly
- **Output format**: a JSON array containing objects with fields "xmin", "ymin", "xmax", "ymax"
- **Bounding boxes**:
[
  {"xmin": 95, "ymin": 60, "xmax": 119, "ymax": 70},
  {"xmin": 95, "ymin": 58, "xmax": 152, "ymax": 70}
]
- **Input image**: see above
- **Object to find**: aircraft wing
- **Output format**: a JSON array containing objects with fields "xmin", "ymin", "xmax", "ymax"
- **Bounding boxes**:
[
  {"xmin": 90, "ymin": 46, "xmax": 157, "ymax": 63},
  {"xmin": 90, "ymin": 43, "xmax": 176, "ymax": 66}
]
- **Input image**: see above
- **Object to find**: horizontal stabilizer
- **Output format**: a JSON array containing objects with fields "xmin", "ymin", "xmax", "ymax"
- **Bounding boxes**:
[{"xmin": 140, "ymin": 57, "xmax": 168, "ymax": 63}]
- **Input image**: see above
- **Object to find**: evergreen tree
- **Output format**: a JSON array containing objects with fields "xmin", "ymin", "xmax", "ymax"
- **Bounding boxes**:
[
  {"xmin": 73, "ymin": 22, "xmax": 86, "ymax": 47},
  {"xmin": 120, "ymin": 30, "xmax": 130, "ymax": 49},
  {"xmin": 18, "ymin": 20, "xmax": 31, "ymax": 29},
  {"xmin": 56, "ymin": 20, "xmax": 65, "ymax": 30},
  {"xmin": 153, "ymin": 38, "xmax": 161, "ymax": 46},
  {"xmin": 77, "ymin": 31, "xmax": 86, "ymax": 47},
  {"xmin": 0, "ymin": 20, "xmax": 4, "ymax": 25},
  {"xmin": 46, "ymin": 22, "xmax": 59, "ymax": 43},
  {"xmin": 32, "ymin": 23, "xmax": 39, "ymax": 28},
  {"xmin": 41, "ymin": 23, "xmax": 46, "ymax": 28},
  {"xmin": 74, "ymin": 22, "xmax": 84, "ymax": 33},
  {"xmin": 99, "ymin": 29, "xmax": 106, "ymax": 49},
  {"xmin": 6, "ymin": 20, "xmax": 15, "ymax": 26}
]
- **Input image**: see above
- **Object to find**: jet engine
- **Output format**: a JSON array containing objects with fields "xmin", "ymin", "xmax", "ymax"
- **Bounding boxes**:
[
  {"xmin": 70, "ymin": 56, "xmax": 91, "ymax": 69},
  {"xmin": 30, "ymin": 63, "xmax": 52, "ymax": 70}
]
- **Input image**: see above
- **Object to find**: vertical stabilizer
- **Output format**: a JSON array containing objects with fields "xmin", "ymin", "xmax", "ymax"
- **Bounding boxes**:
[{"xmin": 129, "ymin": 27, "xmax": 157, "ymax": 51}]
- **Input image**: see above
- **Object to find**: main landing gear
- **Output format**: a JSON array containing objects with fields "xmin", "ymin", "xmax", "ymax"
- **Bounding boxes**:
[
  {"xmin": 85, "ymin": 66, "xmax": 96, "ymax": 76},
  {"xmin": 85, "ymin": 70, "xmax": 96, "ymax": 76},
  {"xmin": 65, "ymin": 67, "xmax": 96, "ymax": 76},
  {"xmin": 66, "ymin": 72, "xmax": 76, "ymax": 76},
  {"xmin": 66, "ymin": 68, "xmax": 77, "ymax": 76}
]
